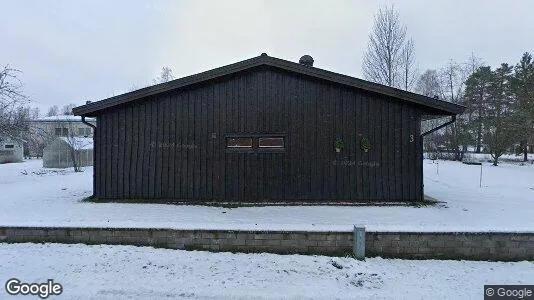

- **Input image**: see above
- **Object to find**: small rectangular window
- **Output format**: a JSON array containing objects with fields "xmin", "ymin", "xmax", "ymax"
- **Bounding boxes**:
[
  {"xmin": 55, "ymin": 128, "xmax": 62, "ymax": 136},
  {"xmin": 62, "ymin": 128, "xmax": 69, "ymax": 136},
  {"xmin": 259, "ymin": 137, "xmax": 284, "ymax": 148},
  {"xmin": 227, "ymin": 137, "xmax": 252, "ymax": 148},
  {"xmin": 4, "ymin": 145, "xmax": 14, "ymax": 149},
  {"xmin": 78, "ymin": 128, "xmax": 91, "ymax": 136}
]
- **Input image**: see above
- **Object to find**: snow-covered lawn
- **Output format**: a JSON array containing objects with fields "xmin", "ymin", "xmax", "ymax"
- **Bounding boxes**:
[
  {"xmin": 1, "ymin": 160, "xmax": 533, "ymax": 299},
  {"xmin": 0, "ymin": 243, "xmax": 532, "ymax": 299},
  {"xmin": 0, "ymin": 159, "xmax": 533, "ymax": 232}
]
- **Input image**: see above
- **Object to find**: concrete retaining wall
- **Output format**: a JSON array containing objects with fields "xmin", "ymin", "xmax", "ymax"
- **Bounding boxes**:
[
  {"xmin": 367, "ymin": 232, "xmax": 534, "ymax": 261},
  {"xmin": 1, "ymin": 227, "xmax": 533, "ymax": 261}
]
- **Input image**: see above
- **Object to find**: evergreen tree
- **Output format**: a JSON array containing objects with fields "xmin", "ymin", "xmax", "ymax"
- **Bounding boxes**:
[
  {"xmin": 511, "ymin": 52, "xmax": 534, "ymax": 160},
  {"xmin": 464, "ymin": 66, "xmax": 492, "ymax": 153},
  {"xmin": 484, "ymin": 64, "xmax": 520, "ymax": 165}
]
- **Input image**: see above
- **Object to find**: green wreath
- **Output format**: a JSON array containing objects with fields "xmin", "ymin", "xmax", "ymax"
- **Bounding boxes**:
[{"xmin": 361, "ymin": 136, "xmax": 372, "ymax": 152}]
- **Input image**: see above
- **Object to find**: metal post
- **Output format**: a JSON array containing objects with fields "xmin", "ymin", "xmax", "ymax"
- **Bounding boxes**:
[{"xmin": 353, "ymin": 225, "xmax": 365, "ymax": 260}]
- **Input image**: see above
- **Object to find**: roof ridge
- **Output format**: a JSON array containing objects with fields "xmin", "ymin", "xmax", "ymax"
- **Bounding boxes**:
[{"xmin": 73, "ymin": 54, "xmax": 465, "ymax": 116}]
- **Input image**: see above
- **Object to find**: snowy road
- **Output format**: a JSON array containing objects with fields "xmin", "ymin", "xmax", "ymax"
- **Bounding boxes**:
[{"xmin": 0, "ymin": 243, "xmax": 532, "ymax": 299}]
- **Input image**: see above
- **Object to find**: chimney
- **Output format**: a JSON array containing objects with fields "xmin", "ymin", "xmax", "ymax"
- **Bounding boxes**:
[{"xmin": 299, "ymin": 55, "xmax": 314, "ymax": 67}]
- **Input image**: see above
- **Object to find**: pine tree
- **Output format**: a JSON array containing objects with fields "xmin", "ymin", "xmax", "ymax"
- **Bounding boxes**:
[
  {"xmin": 464, "ymin": 67, "xmax": 492, "ymax": 153},
  {"xmin": 484, "ymin": 64, "xmax": 520, "ymax": 166},
  {"xmin": 511, "ymin": 52, "xmax": 534, "ymax": 161}
]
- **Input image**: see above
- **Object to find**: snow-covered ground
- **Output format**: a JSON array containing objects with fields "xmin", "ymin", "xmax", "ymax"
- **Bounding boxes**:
[
  {"xmin": 0, "ymin": 159, "xmax": 533, "ymax": 232},
  {"xmin": 0, "ymin": 243, "xmax": 532, "ymax": 300},
  {"xmin": 425, "ymin": 152, "xmax": 534, "ymax": 162},
  {"xmin": 463, "ymin": 152, "xmax": 534, "ymax": 162},
  {"xmin": 1, "ymin": 160, "xmax": 533, "ymax": 299}
]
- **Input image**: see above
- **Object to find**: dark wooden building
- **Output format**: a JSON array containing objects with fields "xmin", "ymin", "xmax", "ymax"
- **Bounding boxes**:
[{"xmin": 73, "ymin": 54, "xmax": 464, "ymax": 203}]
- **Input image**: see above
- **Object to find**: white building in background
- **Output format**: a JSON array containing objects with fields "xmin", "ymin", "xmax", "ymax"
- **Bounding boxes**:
[
  {"xmin": 27, "ymin": 115, "xmax": 95, "ymax": 168},
  {"xmin": 27, "ymin": 115, "xmax": 96, "ymax": 158},
  {"xmin": 0, "ymin": 135, "xmax": 24, "ymax": 164},
  {"xmin": 30, "ymin": 115, "xmax": 96, "ymax": 139}
]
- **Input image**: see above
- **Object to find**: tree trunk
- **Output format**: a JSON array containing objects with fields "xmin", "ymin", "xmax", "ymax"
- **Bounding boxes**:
[
  {"xmin": 476, "ymin": 95, "xmax": 483, "ymax": 153},
  {"xmin": 70, "ymin": 148, "xmax": 80, "ymax": 172},
  {"xmin": 476, "ymin": 121, "xmax": 482, "ymax": 153},
  {"xmin": 522, "ymin": 140, "xmax": 528, "ymax": 161},
  {"xmin": 455, "ymin": 149, "xmax": 462, "ymax": 161},
  {"xmin": 493, "ymin": 156, "xmax": 498, "ymax": 166}
]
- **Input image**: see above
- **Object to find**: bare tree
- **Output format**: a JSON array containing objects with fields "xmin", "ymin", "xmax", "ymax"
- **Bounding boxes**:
[
  {"xmin": 464, "ymin": 52, "xmax": 485, "ymax": 78},
  {"xmin": 46, "ymin": 105, "xmax": 59, "ymax": 117},
  {"xmin": 30, "ymin": 107, "xmax": 40, "ymax": 119},
  {"xmin": 401, "ymin": 38, "xmax": 417, "ymax": 91},
  {"xmin": 419, "ymin": 59, "xmax": 472, "ymax": 160},
  {"xmin": 61, "ymin": 103, "xmax": 76, "ymax": 115},
  {"xmin": 417, "ymin": 69, "xmax": 445, "ymax": 154},
  {"xmin": 440, "ymin": 60, "xmax": 465, "ymax": 104},
  {"xmin": 439, "ymin": 60, "xmax": 471, "ymax": 159},
  {"xmin": 65, "ymin": 134, "xmax": 92, "ymax": 172},
  {"xmin": 362, "ymin": 5, "xmax": 408, "ymax": 87},
  {"xmin": 0, "ymin": 65, "xmax": 29, "ymax": 137},
  {"xmin": 416, "ymin": 69, "xmax": 443, "ymax": 98},
  {"xmin": 154, "ymin": 66, "xmax": 174, "ymax": 84}
]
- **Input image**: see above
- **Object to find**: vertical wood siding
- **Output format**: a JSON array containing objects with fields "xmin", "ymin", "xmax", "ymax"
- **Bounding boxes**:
[{"xmin": 94, "ymin": 66, "xmax": 424, "ymax": 202}]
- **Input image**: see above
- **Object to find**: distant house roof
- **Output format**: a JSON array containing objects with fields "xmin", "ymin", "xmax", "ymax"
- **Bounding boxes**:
[
  {"xmin": 31, "ymin": 115, "xmax": 96, "ymax": 122},
  {"xmin": 73, "ymin": 53, "xmax": 465, "ymax": 117},
  {"xmin": 59, "ymin": 137, "xmax": 94, "ymax": 150}
]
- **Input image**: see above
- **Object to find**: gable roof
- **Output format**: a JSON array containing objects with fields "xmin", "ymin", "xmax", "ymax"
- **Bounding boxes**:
[{"xmin": 73, "ymin": 53, "xmax": 465, "ymax": 117}]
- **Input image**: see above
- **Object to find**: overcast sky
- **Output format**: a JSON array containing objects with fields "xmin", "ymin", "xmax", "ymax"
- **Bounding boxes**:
[{"xmin": 2, "ymin": 0, "xmax": 533, "ymax": 113}]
